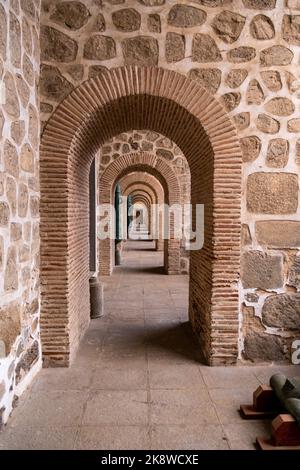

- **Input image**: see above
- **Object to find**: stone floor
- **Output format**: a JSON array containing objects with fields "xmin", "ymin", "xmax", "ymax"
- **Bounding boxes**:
[{"xmin": 1, "ymin": 240, "xmax": 299, "ymax": 450}]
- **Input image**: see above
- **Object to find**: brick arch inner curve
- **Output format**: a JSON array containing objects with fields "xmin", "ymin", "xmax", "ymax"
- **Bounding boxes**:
[
  {"xmin": 131, "ymin": 195, "xmax": 151, "ymax": 209},
  {"xmin": 105, "ymin": 173, "xmax": 163, "ymax": 269},
  {"xmin": 99, "ymin": 152, "xmax": 182, "ymax": 276},
  {"xmin": 129, "ymin": 190, "xmax": 155, "ymax": 204},
  {"xmin": 120, "ymin": 173, "xmax": 164, "ymax": 200},
  {"xmin": 120, "ymin": 171, "xmax": 189, "ymax": 258},
  {"xmin": 119, "ymin": 171, "xmax": 164, "ymax": 206},
  {"xmin": 127, "ymin": 188, "xmax": 156, "ymax": 204},
  {"xmin": 121, "ymin": 173, "xmax": 165, "ymax": 241},
  {"xmin": 127, "ymin": 188, "xmax": 158, "ymax": 229},
  {"xmin": 122, "ymin": 180, "xmax": 162, "ymax": 246},
  {"xmin": 40, "ymin": 66, "xmax": 242, "ymax": 367},
  {"xmin": 130, "ymin": 194, "xmax": 154, "ymax": 235},
  {"xmin": 121, "ymin": 177, "xmax": 164, "ymax": 233}
]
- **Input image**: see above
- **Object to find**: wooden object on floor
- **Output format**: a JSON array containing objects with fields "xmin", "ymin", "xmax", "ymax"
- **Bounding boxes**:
[
  {"xmin": 256, "ymin": 414, "xmax": 300, "ymax": 450},
  {"xmin": 240, "ymin": 384, "xmax": 283, "ymax": 419},
  {"xmin": 256, "ymin": 437, "xmax": 300, "ymax": 451}
]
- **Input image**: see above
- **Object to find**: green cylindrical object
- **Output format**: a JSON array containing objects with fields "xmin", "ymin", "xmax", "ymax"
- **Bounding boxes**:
[
  {"xmin": 115, "ymin": 243, "xmax": 122, "ymax": 265},
  {"xmin": 270, "ymin": 373, "xmax": 300, "ymax": 426},
  {"xmin": 115, "ymin": 184, "xmax": 122, "ymax": 265},
  {"xmin": 89, "ymin": 277, "xmax": 104, "ymax": 319},
  {"xmin": 115, "ymin": 183, "xmax": 122, "ymax": 242},
  {"xmin": 127, "ymin": 194, "xmax": 133, "ymax": 237},
  {"xmin": 286, "ymin": 397, "xmax": 300, "ymax": 426}
]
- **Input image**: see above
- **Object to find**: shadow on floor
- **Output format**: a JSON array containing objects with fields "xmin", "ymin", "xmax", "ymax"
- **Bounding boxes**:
[
  {"xmin": 115, "ymin": 265, "xmax": 165, "ymax": 275},
  {"xmin": 124, "ymin": 240, "xmax": 155, "ymax": 251},
  {"xmin": 100, "ymin": 321, "xmax": 205, "ymax": 364},
  {"xmin": 124, "ymin": 246, "xmax": 155, "ymax": 252},
  {"xmin": 146, "ymin": 322, "xmax": 206, "ymax": 363}
]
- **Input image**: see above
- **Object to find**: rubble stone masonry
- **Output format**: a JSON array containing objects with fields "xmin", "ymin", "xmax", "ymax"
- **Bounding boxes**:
[{"xmin": 0, "ymin": 0, "xmax": 41, "ymax": 427}]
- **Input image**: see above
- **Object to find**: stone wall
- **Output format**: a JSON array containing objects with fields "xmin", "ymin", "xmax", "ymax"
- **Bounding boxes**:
[
  {"xmin": 39, "ymin": 0, "xmax": 300, "ymax": 363},
  {"xmin": 0, "ymin": 0, "xmax": 40, "ymax": 426},
  {"xmin": 97, "ymin": 130, "xmax": 191, "ymax": 274}
]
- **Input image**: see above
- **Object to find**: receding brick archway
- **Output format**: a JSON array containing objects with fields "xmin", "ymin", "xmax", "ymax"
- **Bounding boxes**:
[
  {"xmin": 119, "ymin": 171, "xmax": 165, "ymax": 252},
  {"xmin": 125, "ymin": 187, "xmax": 157, "ymax": 205},
  {"xmin": 40, "ymin": 66, "xmax": 242, "ymax": 367},
  {"xmin": 120, "ymin": 172, "xmax": 164, "ymax": 205},
  {"xmin": 99, "ymin": 152, "xmax": 181, "ymax": 276},
  {"xmin": 102, "ymin": 175, "xmax": 161, "ymax": 272}
]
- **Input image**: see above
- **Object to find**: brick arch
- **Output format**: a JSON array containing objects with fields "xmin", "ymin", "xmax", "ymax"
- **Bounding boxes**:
[
  {"xmin": 111, "ymin": 175, "xmax": 162, "ymax": 261},
  {"xmin": 130, "ymin": 199, "xmax": 150, "ymax": 230},
  {"xmin": 130, "ymin": 190, "xmax": 154, "ymax": 204},
  {"xmin": 129, "ymin": 189, "xmax": 155, "ymax": 204},
  {"xmin": 131, "ymin": 194, "xmax": 152, "ymax": 208},
  {"xmin": 98, "ymin": 160, "xmax": 175, "ymax": 276},
  {"xmin": 130, "ymin": 193, "xmax": 154, "ymax": 237},
  {"xmin": 128, "ymin": 190, "xmax": 156, "ymax": 241},
  {"xmin": 121, "ymin": 173, "xmax": 164, "ymax": 198},
  {"xmin": 120, "ymin": 173, "xmax": 166, "ymax": 252},
  {"xmin": 100, "ymin": 152, "xmax": 180, "ymax": 205},
  {"xmin": 41, "ymin": 66, "xmax": 242, "ymax": 366},
  {"xmin": 119, "ymin": 172, "xmax": 164, "ymax": 205},
  {"xmin": 122, "ymin": 179, "xmax": 163, "ymax": 232},
  {"xmin": 118, "ymin": 175, "xmax": 163, "ymax": 214}
]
